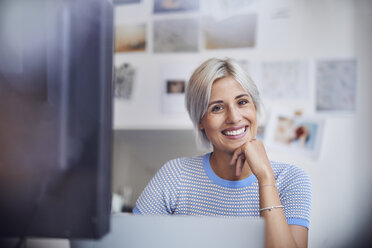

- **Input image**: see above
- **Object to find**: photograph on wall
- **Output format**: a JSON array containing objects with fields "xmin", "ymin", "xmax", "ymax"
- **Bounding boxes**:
[
  {"xmin": 167, "ymin": 80, "xmax": 185, "ymax": 94},
  {"xmin": 161, "ymin": 78, "xmax": 187, "ymax": 114},
  {"xmin": 115, "ymin": 23, "xmax": 146, "ymax": 53},
  {"xmin": 316, "ymin": 58, "xmax": 357, "ymax": 112},
  {"xmin": 260, "ymin": 61, "xmax": 309, "ymax": 99},
  {"xmin": 160, "ymin": 62, "xmax": 197, "ymax": 114},
  {"xmin": 153, "ymin": 18, "xmax": 198, "ymax": 53},
  {"xmin": 114, "ymin": 63, "xmax": 136, "ymax": 100},
  {"xmin": 203, "ymin": 13, "xmax": 257, "ymax": 50},
  {"xmin": 265, "ymin": 111, "xmax": 324, "ymax": 159},
  {"xmin": 153, "ymin": 0, "xmax": 199, "ymax": 14}
]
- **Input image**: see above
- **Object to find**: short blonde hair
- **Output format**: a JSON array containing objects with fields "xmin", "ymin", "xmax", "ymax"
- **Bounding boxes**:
[{"xmin": 185, "ymin": 58, "xmax": 261, "ymax": 149}]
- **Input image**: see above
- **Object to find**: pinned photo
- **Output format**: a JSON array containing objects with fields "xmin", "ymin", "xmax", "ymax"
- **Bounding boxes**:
[
  {"xmin": 153, "ymin": 0, "xmax": 199, "ymax": 14},
  {"xmin": 316, "ymin": 58, "xmax": 357, "ymax": 113},
  {"xmin": 153, "ymin": 18, "xmax": 199, "ymax": 53},
  {"xmin": 265, "ymin": 112, "xmax": 325, "ymax": 159},
  {"xmin": 203, "ymin": 13, "xmax": 257, "ymax": 50},
  {"xmin": 167, "ymin": 80, "xmax": 185, "ymax": 94},
  {"xmin": 115, "ymin": 23, "xmax": 146, "ymax": 53},
  {"xmin": 114, "ymin": 63, "xmax": 136, "ymax": 100}
]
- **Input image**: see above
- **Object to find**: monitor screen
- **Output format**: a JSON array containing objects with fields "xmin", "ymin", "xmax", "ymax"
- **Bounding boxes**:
[{"xmin": 0, "ymin": 0, "xmax": 113, "ymax": 240}]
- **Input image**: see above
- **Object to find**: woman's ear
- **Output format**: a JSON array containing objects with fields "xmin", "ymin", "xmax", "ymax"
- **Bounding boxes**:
[{"xmin": 198, "ymin": 122, "xmax": 204, "ymax": 131}]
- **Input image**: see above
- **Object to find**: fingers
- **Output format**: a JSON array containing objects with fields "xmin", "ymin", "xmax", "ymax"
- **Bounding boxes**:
[{"xmin": 230, "ymin": 147, "xmax": 246, "ymax": 166}]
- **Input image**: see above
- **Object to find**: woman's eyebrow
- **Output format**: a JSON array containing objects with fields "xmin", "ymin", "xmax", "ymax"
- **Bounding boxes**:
[
  {"xmin": 208, "ymin": 100, "xmax": 223, "ymax": 107},
  {"xmin": 235, "ymin": 94, "xmax": 250, "ymax": 99},
  {"xmin": 208, "ymin": 94, "xmax": 250, "ymax": 107}
]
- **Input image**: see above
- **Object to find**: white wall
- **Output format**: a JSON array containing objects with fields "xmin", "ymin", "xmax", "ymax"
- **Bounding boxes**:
[{"xmin": 113, "ymin": 0, "xmax": 372, "ymax": 247}]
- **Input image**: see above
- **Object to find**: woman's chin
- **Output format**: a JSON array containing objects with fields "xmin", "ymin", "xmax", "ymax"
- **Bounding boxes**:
[{"xmin": 215, "ymin": 142, "xmax": 246, "ymax": 154}]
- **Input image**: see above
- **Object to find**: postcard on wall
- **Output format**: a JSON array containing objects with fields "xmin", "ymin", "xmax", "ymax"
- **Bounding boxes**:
[
  {"xmin": 265, "ymin": 111, "xmax": 325, "ymax": 159},
  {"xmin": 153, "ymin": 18, "xmax": 199, "ymax": 53},
  {"xmin": 161, "ymin": 79, "xmax": 187, "ymax": 114},
  {"xmin": 153, "ymin": 0, "xmax": 199, "ymax": 14},
  {"xmin": 114, "ymin": 63, "xmax": 136, "ymax": 100},
  {"xmin": 258, "ymin": 61, "xmax": 309, "ymax": 100},
  {"xmin": 203, "ymin": 13, "xmax": 257, "ymax": 50},
  {"xmin": 316, "ymin": 58, "xmax": 357, "ymax": 113},
  {"xmin": 160, "ymin": 62, "xmax": 196, "ymax": 114},
  {"xmin": 115, "ymin": 23, "xmax": 146, "ymax": 53}
]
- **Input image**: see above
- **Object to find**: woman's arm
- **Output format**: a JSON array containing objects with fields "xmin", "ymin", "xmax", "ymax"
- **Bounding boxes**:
[
  {"xmin": 258, "ymin": 175, "xmax": 307, "ymax": 248},
  {"xmin": 231, "ymin": 139, "xmax": 308, "ymax": 248}
]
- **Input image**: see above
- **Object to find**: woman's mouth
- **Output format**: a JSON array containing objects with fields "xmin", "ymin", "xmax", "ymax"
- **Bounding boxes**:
[{"xmin": 222, "ymin": 126, "xmax": 247, "ymax": 137}]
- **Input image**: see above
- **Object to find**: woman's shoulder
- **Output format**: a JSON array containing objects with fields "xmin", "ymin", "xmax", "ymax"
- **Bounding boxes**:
[
  {"xmin": 270, "ymin": 160, "xmax": 311, "ymax": 183},
  {"xmin": 161, "ymin": 154, "xmax": 206, "ymax": 174}
]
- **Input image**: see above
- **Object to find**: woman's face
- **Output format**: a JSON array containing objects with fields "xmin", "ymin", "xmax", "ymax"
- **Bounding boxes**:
[{"xmin": 199, "ymin": 76, "xmax": 257, "ymax": 154}]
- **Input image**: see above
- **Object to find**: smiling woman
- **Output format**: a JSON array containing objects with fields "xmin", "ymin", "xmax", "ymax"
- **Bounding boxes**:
[{"xmin": 133, "ymin": 58, "xmax": 312, "ymax": 248}]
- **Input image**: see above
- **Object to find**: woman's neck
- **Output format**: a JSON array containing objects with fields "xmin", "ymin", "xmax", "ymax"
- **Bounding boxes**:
[{"xmin": 210, "ymin": 150, "xmax": 252, "ymax": 181}]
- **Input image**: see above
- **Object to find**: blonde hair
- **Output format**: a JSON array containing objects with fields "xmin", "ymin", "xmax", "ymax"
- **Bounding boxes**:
[{"xmin": 185, "ymin": 58, "xmax": 261, "ymax": 149}]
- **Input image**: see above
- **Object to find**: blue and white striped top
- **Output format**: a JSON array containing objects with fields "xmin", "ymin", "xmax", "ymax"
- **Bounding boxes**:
[{"xmin": 133, "ymin": 153, "xmax": 312, "ymax": 229}]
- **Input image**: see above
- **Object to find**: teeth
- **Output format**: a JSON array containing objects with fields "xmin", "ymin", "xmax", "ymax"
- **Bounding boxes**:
[{"xmin": 224, "ymin": 127, "xmax": 245, "ymax": 136}]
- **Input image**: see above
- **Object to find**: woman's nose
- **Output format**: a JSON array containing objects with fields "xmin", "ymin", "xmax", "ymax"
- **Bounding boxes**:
[{"xmin": 225, "ymin": 106, "xmax": 241, "ymax": 124}]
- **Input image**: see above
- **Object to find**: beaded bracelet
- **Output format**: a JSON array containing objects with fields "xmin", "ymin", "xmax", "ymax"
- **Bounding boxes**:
[{"xmin": 259, "ymin": 205, "xmax": 284, "ymax": 212}]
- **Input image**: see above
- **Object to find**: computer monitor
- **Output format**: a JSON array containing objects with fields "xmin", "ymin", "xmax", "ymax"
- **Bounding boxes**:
[{"xmin": 0, "ymin": 0, "xmax": 113, "ymax": 240}]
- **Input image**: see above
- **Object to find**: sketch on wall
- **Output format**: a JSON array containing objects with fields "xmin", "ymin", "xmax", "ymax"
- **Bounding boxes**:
[
  {"xmin": 153, "ymin": 0, "xmax": 199, "ymax": 14},
  {"xmin": 203, "ymin": 13, "xmax": 257, "ymax": 50},
  {"xmin": 115, "ymin": 23, "xmax": 146, "ymax": 53},
  {"xmin": 153, "ymin": 18, "xmax": 199, "ymax": 53},
  {"xmin": 316, "ymin": 58, "xmax": 357, "ymax": 112},
  {"xmin": 260, "ymin": 61, "xmax": 309, "ymax": 99},
  {"xmin": 265, "ymin": 111, "xmax": 324, "ymax": 159},
  {"xmin": 114, "ymin": 63, "xmax": 136, "ymax": 100}
]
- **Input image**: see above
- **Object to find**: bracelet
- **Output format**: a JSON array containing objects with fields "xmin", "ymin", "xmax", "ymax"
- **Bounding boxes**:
[{"xmin": 259, "ymin": 205, "xmax": 284, "ymax": 212}]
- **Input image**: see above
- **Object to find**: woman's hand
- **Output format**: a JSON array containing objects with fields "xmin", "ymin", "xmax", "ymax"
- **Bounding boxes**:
[{"xmin": 230, "ymin": 139, "xmax": 274, "ymax": 182}]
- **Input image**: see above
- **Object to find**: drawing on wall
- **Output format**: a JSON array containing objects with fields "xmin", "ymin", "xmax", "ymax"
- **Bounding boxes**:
[
  {"xmin": 153, "ymin": 0, "xmax": 199, "ymax": 13},
  {"xmin": 260, "ymin": 61, "xmax": 309, "ymax": 99},
  {"xmin": 316, "ymin": 58, "xmax": 357, "ymax": 112},
  {"xmin": 115, "ymin": 23, "xmax": 146, "ymax": 53},
  {"xmin": 203, "ymin": 13, "xmax": 257, "ymax": 50},
  {"xmin": 153, "ymin": 18, "xmax": 198, "ymax": 53},
  {"xmin": 265, "ymin": 112, "xmax": 324, "ymax": 159},
  {"xmin": 114, "ymin": 63, "xmax": 136, "ymax": 100}
]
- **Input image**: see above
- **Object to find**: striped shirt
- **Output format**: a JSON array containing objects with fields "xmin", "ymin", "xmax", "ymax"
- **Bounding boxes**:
[{"xmin": 133, "ymin": 153, "xmax": 312, "ymax": 229}]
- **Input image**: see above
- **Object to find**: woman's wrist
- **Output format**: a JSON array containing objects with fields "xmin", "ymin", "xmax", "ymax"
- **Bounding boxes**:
[{"xmin": 257, "ymin": 171, "xmax": 276, "ymax": 186}]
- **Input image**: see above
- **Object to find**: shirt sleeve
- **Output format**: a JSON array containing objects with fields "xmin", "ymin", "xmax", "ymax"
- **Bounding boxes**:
[
  {"xmin": 278, "ymin": 165, "xmax": 312, "ymax": 229},
  {"xmin": 133, "ymin": 158, "xmax": 182, "ymax": 215}
]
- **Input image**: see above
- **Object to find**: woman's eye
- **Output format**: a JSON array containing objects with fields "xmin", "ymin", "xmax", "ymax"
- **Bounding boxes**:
[
  {"xmin": 211, "ymin": 105, "xmax": 223, "ymax": 112},
  {"xmin": 238, "ymin": 99, "xmax": 249, "ymax": 105}
]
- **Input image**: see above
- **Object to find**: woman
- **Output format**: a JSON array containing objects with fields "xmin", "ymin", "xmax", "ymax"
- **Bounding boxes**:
[{"xmin": 133, "ymin": 58, "xmax": 312, "ymax": 248}]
